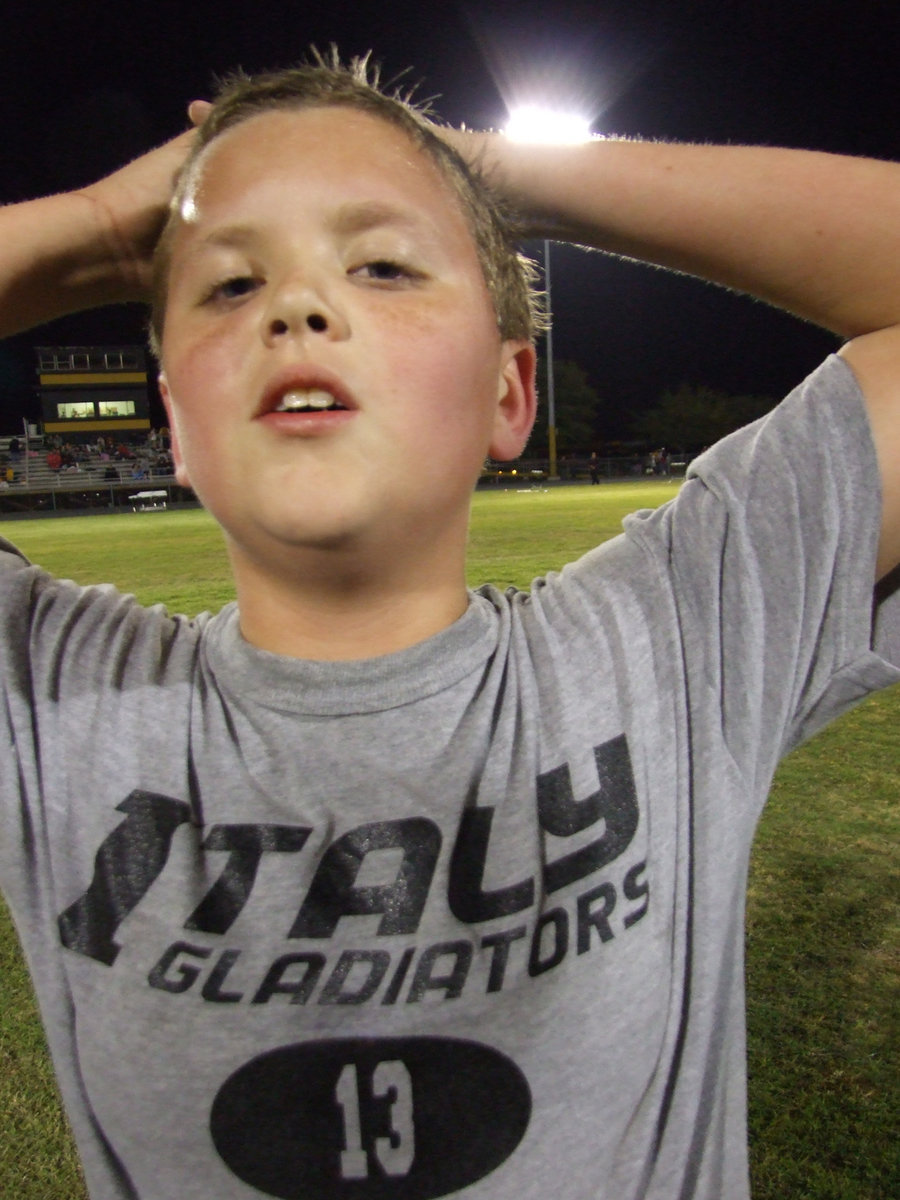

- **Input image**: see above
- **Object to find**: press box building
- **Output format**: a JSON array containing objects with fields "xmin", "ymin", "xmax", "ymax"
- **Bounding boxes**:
[{"xmin": 36, "ymin": 346, "xmax": 151, "ymax": 440}]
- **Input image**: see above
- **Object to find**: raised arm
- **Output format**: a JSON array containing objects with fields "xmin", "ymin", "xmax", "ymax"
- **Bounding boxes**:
[
  {"xmin": 449, "ymin": 134, "xmax": 900, "ymax": 337},
  {"xmin": 0, "ymin": 114, "xmax": 203, "ymax": 339},
  {"xmin": 448, "ymin": 132, "xmax": 900, "ymax": 578}
]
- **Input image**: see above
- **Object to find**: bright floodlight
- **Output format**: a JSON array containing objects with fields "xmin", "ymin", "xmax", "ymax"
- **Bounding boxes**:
[{"xmin": 504, "ymin": 106, "xmax": 593, "ymax": 145}]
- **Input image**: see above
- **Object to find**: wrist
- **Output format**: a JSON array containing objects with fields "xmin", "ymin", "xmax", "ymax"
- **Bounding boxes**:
[
  {"xmin": 440, "ymin": 126, "xmax": 617, "ymax": 241},
  {"xmin": 71, "ymin": 185, "xmax": 149, "ymax": 301}
]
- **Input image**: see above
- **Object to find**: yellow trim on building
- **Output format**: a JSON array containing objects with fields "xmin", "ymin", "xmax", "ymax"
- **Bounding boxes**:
[
  {"xmin": 39, "ymin": 372, "xmax": 147, "ymax": 386},
  {"xmin": 43, "ymin": 419, "xmax": 150, "ymax": 433}
]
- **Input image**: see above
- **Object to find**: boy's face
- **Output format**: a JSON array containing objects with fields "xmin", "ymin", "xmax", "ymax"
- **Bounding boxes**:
[{"xmin": 159, "ymin": 107, "xmax": 535, "ymax": 573}]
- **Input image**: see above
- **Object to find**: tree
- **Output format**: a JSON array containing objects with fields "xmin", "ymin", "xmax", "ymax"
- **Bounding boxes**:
[
  {"xmin": 530, "ymin": 358, "xmax": 604, "ymax": 455},
  {"xmin": 638, "ymin": 383, "xmax": 776, "ymax": 452}
]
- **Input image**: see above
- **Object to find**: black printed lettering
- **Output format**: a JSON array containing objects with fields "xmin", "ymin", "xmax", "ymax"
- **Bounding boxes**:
[
  {"xmin": 186, "ymin": 824, "xmax": 311, "ymax": 934},
  {"xmin": 623, "ymin": 860, "xmax": 650, "ymax": 928},
  {"xmin": 251, "ymin": 952, "xmax": 325, "ymax": 1004},
  {"xmin": 576, "ymin": 882, "xmax": 616, "ymax": 952},
  {"xmin": 148, "ymin": 940, "xmax": 211, "ymax": 994},
  {"xmin": 528, "ymin": 908, "xmax": 568, "ymax": 976},
  {"xmin": 447, "ymin": 808, "xmax": 535, "ymax": 923},
  {"xmin": 539, "ymin": 735, "xmax": 639, "ymax": 893},
  {"xmin": 406, "ymin": 940, "xmax": 473, "ymax": 1002},
  {"xmin": 59, "ymin": 790, "xmax": 193, "ymax": 965},
  {"xmin": 290, "ymin": 819, "xmax": 441, "ymax": 938},
  {"xmin": 481, "ymin": 925, "xmax": 527, "ymax": 993},
  {"xmin": 141, "ymin": 860, "xmax": 648, "ymax": 1009},
  {"xmin": 319, "ymin": 950, "xmax": 391, "ymax": 1006},
  {"xmin": 201, "ymin": 948, "xmax": 244, "ymax": 1003},
  {"xmin": 381, "ymin": 947, "xmax": 415, "ymax": 1006}
]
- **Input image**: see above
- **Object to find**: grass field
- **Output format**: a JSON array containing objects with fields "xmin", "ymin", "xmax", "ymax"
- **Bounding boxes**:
[{"xmin": 1, "ymin": 483, "xmax": 897, "ymax": 1199}]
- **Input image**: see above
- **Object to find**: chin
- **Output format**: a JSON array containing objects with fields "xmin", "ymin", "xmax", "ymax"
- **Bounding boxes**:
[{"xmin": 260, "ymin": 506, "xmax": 371, "ymax": 555}]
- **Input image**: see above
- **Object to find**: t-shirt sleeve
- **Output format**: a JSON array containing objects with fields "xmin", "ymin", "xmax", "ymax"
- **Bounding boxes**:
[
  {"xmin": 623, "ymin": 354, "xmax": 900, "ymax": 785},
  {"xmin": 0, "ymin": 534, "xmax": 204, "ymax": 705}
]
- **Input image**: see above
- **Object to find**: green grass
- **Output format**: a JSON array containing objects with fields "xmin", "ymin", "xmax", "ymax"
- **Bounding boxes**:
[
  {"xmin": 0, "ymin": 485, "xmax": 897, "ymax": 1199},
  {"xmin": 745, "ymin": 694, "xmax": 900, "ymax": 1200},
  {"xmin": 466, "ymin": 481, "xmax": 671, "ymax": 590}
]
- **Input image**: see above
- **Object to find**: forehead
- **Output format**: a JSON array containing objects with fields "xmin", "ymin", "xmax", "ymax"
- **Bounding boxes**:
[{"xmin": 178, "ymin": 107, "xmax": 472, "ymax": 241}]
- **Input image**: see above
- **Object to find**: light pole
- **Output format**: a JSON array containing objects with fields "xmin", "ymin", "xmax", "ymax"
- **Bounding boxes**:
[
  {"xmin": 504, "ymin": 106, "xmax": 592, "ymax": 481},
  {"xmin": 543, "ymin": 239, "xmax": 557, "ymax": 478}
]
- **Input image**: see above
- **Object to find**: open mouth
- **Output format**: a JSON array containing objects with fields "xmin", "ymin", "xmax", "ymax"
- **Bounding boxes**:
[{"xmin": 274, "ymin": 389, "xmax": 348, "ymax": 413}]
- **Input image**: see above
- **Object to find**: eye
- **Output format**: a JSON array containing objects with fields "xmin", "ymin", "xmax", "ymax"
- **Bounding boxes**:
[
  {"xmin": 203, "ymin": 275, "xmax": 262, "ymax": 303},
  {"xmin": 352, "ymin": 260, "xmax": 418, "ymax": 284}
]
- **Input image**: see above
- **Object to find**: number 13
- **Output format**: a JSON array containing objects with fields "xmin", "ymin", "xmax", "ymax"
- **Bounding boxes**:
[{"xmin": 336, "ymin": 1061, "xmax": 415, "ymax": 1179}]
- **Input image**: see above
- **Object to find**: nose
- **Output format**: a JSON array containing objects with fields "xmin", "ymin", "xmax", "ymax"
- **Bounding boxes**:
[
  {"xmin": 262, "ymin": 276, "xmax": 350, "ymax": 345},
  {"xmin": 269, "ymin": 312, "xmax": 329, "ymax": 336}
]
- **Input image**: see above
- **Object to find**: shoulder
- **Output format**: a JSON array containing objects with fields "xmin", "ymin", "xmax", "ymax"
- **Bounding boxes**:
[{"xmin": 0, "ymin": 537, "xmax": 206, "ymax": 695}]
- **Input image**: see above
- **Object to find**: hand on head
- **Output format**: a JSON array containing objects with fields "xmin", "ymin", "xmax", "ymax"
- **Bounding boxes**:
[{"xmin": 75, "ymin": 99, "xmax": 211, "ymax": 301}]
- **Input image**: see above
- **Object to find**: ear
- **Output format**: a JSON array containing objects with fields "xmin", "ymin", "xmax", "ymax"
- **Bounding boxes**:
[
  {"xmin": 158, "ymin": 373, "xmax": 191, "ymax": 488},
  {"xmin": 489, "ymin": 341, "xmax": 538, "ymax": 462}
]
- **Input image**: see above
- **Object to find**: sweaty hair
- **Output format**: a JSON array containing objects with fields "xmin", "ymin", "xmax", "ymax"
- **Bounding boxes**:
[{"xmin": 148, "ymin": 50, "xmax": 545, "ymax": 357}]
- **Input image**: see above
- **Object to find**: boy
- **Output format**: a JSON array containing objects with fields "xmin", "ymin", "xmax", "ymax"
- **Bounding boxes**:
[{"xmin": 0, "ymin": 55, "xmax": 898, "ymax": 1200}]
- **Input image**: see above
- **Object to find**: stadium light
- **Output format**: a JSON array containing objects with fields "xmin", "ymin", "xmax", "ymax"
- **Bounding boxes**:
[
  {"xmin": 504, "ymin": 107, "xmax": 592, "ymax": 480},
  {"xmin": 504, "ymin": 106, "xmax": 593, "ymax": 145}
]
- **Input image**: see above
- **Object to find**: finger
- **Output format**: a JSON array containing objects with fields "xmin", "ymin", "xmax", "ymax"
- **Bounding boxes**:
[{"xmin": 187, "ymin": 99, "xmax": 212, "ymax": 127}]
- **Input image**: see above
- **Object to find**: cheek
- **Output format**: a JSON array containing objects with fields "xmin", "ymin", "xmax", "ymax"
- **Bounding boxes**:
[
  {"xmin": 382, "ymin": 315, "xmax": 501, "ymax": 430},
  {"xmin": 392, "ymin": 357, "xmax": 492, "ymax": 459},
  {"xmin": 163, "ymin": 331, "xmax": 242, "ymax": 430}
]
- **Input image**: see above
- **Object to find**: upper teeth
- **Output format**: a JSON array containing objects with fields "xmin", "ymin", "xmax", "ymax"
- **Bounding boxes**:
[{"xmin": 276, "ymin": 389, "xmax": 336, "ymax": 411}]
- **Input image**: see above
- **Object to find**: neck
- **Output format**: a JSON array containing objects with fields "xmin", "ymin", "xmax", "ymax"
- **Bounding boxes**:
[{"xmin": 228, "ymin": 538, "xmax": 470, "ymax": 661}]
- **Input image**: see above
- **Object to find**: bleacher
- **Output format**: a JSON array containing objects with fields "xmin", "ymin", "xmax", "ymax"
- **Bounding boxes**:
[
  {"xmin": 1, "ymin": 448, "xmax": 175, "ymax": 491},
  {"xmin": 0, "ymin": 435, "xmax": 187, "ymax": 515}
]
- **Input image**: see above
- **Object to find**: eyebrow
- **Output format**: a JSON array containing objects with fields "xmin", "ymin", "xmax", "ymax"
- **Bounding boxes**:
[
  {"xmin": 191, "ymin": 225, "xmax": 258, "ymax": 251},
  {"xmin": 327, "ymin": 200, "xmax": 430, "ymax": 238},
  {"xmin": 188, "ymin": 200, "xmax": 434, "ymax": 256}
]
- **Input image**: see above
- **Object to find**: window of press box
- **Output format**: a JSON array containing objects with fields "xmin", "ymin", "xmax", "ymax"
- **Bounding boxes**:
[
  {"xmin": 98, "ymin": 400, "xmax": 136, "ymax": 417},
  {"xmin": 56, "ymin": 402, "xmax": 95, "ymax": 419}
]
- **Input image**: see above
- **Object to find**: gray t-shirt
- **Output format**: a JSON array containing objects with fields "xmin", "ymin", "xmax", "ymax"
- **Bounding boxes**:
[{"xmin": 1, "ymin": 355, "xmax": 898, "ymax": 1200}]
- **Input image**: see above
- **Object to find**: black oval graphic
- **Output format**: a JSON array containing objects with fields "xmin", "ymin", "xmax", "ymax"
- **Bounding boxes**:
[{"xmin": 210, "ymin": 1036, "xmax": 531, "ymax": 1199}]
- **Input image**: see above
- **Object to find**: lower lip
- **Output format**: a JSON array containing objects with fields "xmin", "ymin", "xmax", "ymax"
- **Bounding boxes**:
[{"xmin": 258, "ymin": 409, "xmax": 357, "ymax": 436}]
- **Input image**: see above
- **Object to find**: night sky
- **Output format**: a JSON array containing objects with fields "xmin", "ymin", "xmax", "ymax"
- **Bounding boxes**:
[{"xmin": 2, "ymin": 0, "xmax": 899, "ymax": 436}]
